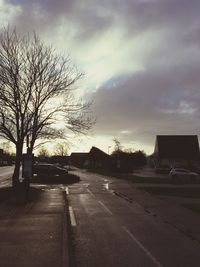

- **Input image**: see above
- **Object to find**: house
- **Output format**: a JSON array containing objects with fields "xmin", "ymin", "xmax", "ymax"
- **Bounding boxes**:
[
  {"xmin": 70, "ymin": 152, "xmax": 89, "ymax": 167},
  {"xmin": 154, "ymin": 135, "xmax": 200, "ymax": 169},
  {"xmin": 88, "ymin": 146, "xmax": 111, "ymax": 169},
  {"xmin": 49, "ymin": 155, "xmax": 69, "ymax": 166},
  {"xmin": 69, "ymin": 147, "xmax": 111, "ymax": 169}
]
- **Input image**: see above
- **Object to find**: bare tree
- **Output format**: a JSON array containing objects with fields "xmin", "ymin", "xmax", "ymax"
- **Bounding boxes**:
[
  {"xmin": 0, "ymin": 27, "xmax": 94, "ymax": 187},
  {"xmin": 113, "ymin": 138, "xmax": 122, "ymax": 152},
  {"xmin": 54, "ymin": 141, "xmax": 69, "ymax": 156},
  {"xmin": 37, "ymin": 147, "xmax": 50, "ymax": 159}
]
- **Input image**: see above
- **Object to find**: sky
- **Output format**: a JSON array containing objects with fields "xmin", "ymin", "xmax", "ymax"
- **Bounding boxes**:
[{"xmin": 1, "ymin": 0, "xmax": 200, "ymax": 155}]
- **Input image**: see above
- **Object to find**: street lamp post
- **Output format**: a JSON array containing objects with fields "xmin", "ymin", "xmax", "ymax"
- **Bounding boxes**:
[{"xmin": 22, "ymin": 134, "xmax": 34, "ymax": 202}]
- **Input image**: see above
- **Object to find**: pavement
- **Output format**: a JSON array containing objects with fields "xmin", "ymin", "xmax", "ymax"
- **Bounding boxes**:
[{"xmin": 0, "ymin": 186, "xmax": 70, "ymax": 267}]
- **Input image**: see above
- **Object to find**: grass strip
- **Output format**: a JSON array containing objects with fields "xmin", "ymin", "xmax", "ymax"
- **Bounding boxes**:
[
  {"xmin": 140, "ymin": 186, "xmax": 200, "ymax": 198},
  {"xmin": 182, "ymin": 203, "xmax": 200, "ymax": 214}
]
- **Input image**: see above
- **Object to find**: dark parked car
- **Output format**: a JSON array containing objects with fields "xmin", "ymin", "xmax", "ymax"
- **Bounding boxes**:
[
  {"xmin": 169, "ymin": 168, "xmax": 199, "ymax": 183},
  {"xmin": 33, "ymin": 163, "xmax": 68, "ymax": 177}
]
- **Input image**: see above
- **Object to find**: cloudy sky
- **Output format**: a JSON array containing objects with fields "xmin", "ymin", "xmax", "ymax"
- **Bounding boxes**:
[{"xmin": 1, "ymin": 0, "xmax": 200, "ymax": 154}]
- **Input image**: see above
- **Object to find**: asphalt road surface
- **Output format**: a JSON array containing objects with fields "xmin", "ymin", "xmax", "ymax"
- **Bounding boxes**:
[
  {"xmin": 0, "ymin": 166, "xmax": 14, "ymax": 187},
  {"xmin": 67, "ymin": 170, "xmax": 200, "ymax": 267}
]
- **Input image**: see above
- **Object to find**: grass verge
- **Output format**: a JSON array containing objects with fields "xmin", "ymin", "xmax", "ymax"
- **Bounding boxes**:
[
  {"xmin": 87, "ymin": 168, "xmax": 171, "ymax": 184},
  {"xmin": 139, "ymin": 186, "xmax": 200, "ymax": 198},
  {"xmin": 182, "ymin": 203, "xmax": 200, "ymax": 214}
]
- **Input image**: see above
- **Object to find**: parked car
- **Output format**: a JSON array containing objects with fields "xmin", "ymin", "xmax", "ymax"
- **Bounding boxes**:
[
  {"xmin": 190, "ymin": 166, "xmax": 200, "ymax": 174},
  {"xmin": 169, "ymin": 168, "xmax": 199, "ymax": 183},
  {"xmin": 33, "ymin": 163, "xmax": 68, "ymax": 177}
]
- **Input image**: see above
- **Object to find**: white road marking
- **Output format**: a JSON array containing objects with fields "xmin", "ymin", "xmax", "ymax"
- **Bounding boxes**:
[
  {"xmin": 98, "ymin": 201, "xmax": 113, "ymax": 215},
  {"xmin": 62, "ymin": 204, "xmax": 69, "ymax": 267},
  {"xmin": 69, "ymin": 206, "xmax": 77, "ymax": 226},
  {"xmin": 104, "ymin": 183, "xmax": 109, "ymax": 190},
  {"xmin": 65, "ymin": 187, "xmax": 69, "ymax": 195},
  {"xmin": 122, "ymin": 226, "xmax": 164, "ymax": 267},
  {"xmin": 87, "ymin": 188, "xmax": 95, "ymax": 197}
]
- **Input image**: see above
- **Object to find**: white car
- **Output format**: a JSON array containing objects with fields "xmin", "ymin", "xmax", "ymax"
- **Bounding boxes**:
[{"xmin": 169, "ymin": 168, "xmax": 199, "ymax": 182}]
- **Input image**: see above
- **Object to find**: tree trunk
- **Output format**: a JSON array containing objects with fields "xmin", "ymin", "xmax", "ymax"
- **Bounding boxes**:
[{"xmin": 12, "ymin": 143, "xmax": 23, "ymax": 188}]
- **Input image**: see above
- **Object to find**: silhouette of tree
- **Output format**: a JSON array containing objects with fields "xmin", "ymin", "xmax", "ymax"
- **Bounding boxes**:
[
  {"xmin": 132, "ymin": 150, "xmax": 147, "ymax": 166},
  {"xmin": 113, "ymin": 138, "xmax": 122, "ymax": 152},
  {"xmin": 1, "ymin": 141, "xmax": 12, "ymax": 154},
  {"xmin": 0, "ymin": 27, "xmax": 94, "ymax": 187},
  {"xmin": 37, "ymin": 147, "xmax": 50, "ymax": 162},
  {"xmin": 54, "ymin": 142, "xmax": 69, "ymax": 156},
  {"xmin": 111, "ymin": 139, "xmax": 147, "ymax": 172}
]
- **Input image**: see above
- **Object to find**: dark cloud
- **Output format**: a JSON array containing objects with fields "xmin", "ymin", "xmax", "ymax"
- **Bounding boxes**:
[
  {"xmin": 90, "ymin": 59, "xmax": 200, "ymax": 147},
  {"xmin": 11, "ymin": 0, "xmax": 74, "ymax": 15},
  {"xmin": 8, "ymin": 0, "xmax": 74, "ymax": 34},
  {"xmin": 8, "ymin": 0, "xmax": 200, "ymax": 45}
]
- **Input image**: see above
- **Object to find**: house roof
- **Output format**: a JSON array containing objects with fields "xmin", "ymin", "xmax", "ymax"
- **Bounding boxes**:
[
  {"xmin": 89, "ymin": 146, "xmax": 110, "ymax": 160},
  {"xmin": 70, "ymin": 152, "xmax": 88, "ymax": 158},
  {"xmin": 155, "ymin": 135, "xmax": 200, "ymax": 159}
]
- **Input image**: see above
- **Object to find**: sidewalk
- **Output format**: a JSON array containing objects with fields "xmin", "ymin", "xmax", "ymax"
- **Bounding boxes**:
[{"xmin": 0, "ymin": 187, "xmax": 70, "ymax": 267}]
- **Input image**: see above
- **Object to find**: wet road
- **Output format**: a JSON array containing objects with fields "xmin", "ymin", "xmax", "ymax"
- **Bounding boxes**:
[
  {"xmin": 0, "ymin": 166, "xmax": 14, "ymax": 187},
  {"xmin": 67, "ymin": 170, "xmax": 200, "ymax": 267}
]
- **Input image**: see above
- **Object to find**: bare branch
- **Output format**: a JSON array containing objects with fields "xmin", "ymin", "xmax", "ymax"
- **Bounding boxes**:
[{"xmin": 0, "ymin": 26, "xmax": 95, "ymax": 170}]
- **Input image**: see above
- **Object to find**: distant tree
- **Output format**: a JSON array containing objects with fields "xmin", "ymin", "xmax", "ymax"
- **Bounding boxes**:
[
  {"xmin": 0, "ymin": 27, "xmax": 94, "ymax": 187},
  {"xmin": 124, "ymin": 148, "xmax": 135, "ymax": 153},
  {"xmin": 111, "ymin": 139, "xmax": 147, "ymax": 172},
  {"xmin": 113, "ymin": 138, "xmax": 122, "ymax": 152},
  {"xmin": 54, "ymin": 141, "xmax": 69, "ymax": 156},
  {"xmin": 0, "ymin": 140, "xmax": 15, "ymax": 165},
  {"xmin": 132, "ymin": 150, "xmax": 147, "ymax": 167},
  {"xmin": 37, "ymin": 147, "xmax": 50, "ymax": 157},
  {"xmin": 37, "ymin": 147, "xmax": 50, "ymax": 162},
  {"xmin": 0, "ymin": 141, "xmax": 12, "ymax": 155}
]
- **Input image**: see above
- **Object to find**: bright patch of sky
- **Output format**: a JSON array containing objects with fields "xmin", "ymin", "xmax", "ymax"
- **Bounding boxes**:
[{"xmin": 0, "ymin": 0, "xmax": 21, "ymax": 25}]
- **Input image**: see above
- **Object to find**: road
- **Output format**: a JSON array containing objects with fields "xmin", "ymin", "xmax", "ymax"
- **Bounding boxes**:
[
  {"xmin": 67, "ymin": 170, "xmax": 200, "ymax": 267},
  {"xmin": 0, "ymin": 166, "xmax": 14, "ymax": 187}
]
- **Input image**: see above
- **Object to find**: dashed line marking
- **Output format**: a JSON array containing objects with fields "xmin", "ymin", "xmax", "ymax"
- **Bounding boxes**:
[
  {"xmin": 122, "ymin": 226, "xmax": 164, "ymax": 267},
  {"xmin": 65, "ymin": 187, "xmax": 69, "ymax": 195},
  {"xmin": 98, "ymin": 201, "xmax": 113, "ymax": 215},
  {"xmin": 87, "ymin": 188, "xmax": 95, "ymax": 197},
  {"xmin": 69, "ymin": 206, "xmax": 77, "ymax": 226}
]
